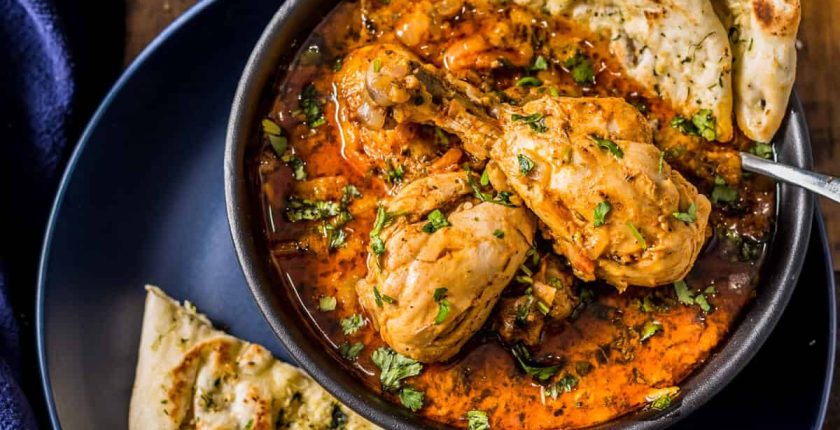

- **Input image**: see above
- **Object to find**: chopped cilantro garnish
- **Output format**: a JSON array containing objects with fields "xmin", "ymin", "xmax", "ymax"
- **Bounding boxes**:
[
  {"xmin": 672, "ymin": 202, "xmax": 697, "ymax": 223},
  {"xmin": 590, "ymin": 135, "xmax": 623, "ymax": 159},
  {"xmin": 327, "ymin": 227, "xmax": 347, "ymax": 249},
  {"xmin": 373, "ymin": 286, "xmax": 396, "ymax": 307},
  {"xmin": 467, "ymin": 410, "xmax": 490, "ymax": 430},
  {"xmin": 511, "ymin": 112, "xmax": 548, "ymax": 133},
  {"xmin": 511, "ymin": 343, "xmax": 561, "ymax": 381},
  {"xmin": 319, "ymin": 296, "xmax": 337, "ymax": 311},
  {"xmin": 516, "ymin": 76, "xmax": 543, "ymax": 87},
  {"xmin": 530, "ymin": 55, "xmax": 549, "ymax": 71},
  {"xmin": 750, "ymin": 142, "xmax": 773, "ymax": 159},
  {"xmin": 479, "ymin": 167, "xmax": 490, "ymax": 186},
  {"xmin": 433, "ymin": 288, "xmax": 450, "ymax": 324},
  {"xmin": 555, "ymin": 373, "xmax": 579, "ymax": 393},
  {"xmin": 517, "ymin": 154, "xmax": 536, "ymax": 175},
  {"xmin": 694, "ymin": 294, "xmax": 712, "ymax": 312},
  {"xmin": 300, "ymin": 83, "xmax": 326, "ymax": 128},
  {"xmin": 286, "ymin": 198, "xmax": 340, "ymax": 222},
  {"xmin": 650, "ymin": 394, "xmax": 672, "ymax": 411},
  {"xmin": 465, "ymin": 168, "xmax": 517, "ymax": 207},
  {"xmin": 341, "ymin": 184, "xmax": 361, "ymax": 206},
  {"xmin": 422, "ymin": 209, "xmax": 450, "ymax": 233},
  {"xmin": 399, "ymin": 387, "xmax": 424, "ymax": 411},
  {"xmin": 493, "ymin": 229, "xmax": 505, "ymax": 238},
  {"xmin": 564, "ymin": 52, "xmax": 595, "ymax": 85},
  {"xmin": 339, "ymin": 342, "xmax": 364, "ymax": 361},
  {"xmin": 370, "ymin": 206, "xmax": 393, "ymax": 255},
  {"xmin": 385, "ymin": 159, "xmax": 405, "ymax": 183},
  {"xmin": 711, "ymin": 176, "xmax": 739, "ymax": 204},
  {"xmin": 371, "ymin": 347, "xmax": 423, "ymax": 391},
  {"xmin": 658, "ymin": 151, "xmax": 665, "ymax": 174},
  {"xmin": 626, "ymin": 222, "xmax": 648, "ymax": 250},
  {"xmin": 670, "ymin": 109, "xmax": 717, "ymax": 141},
  {"xmin": 674, "ymin": 280, "xmax": 694, "ymax": 305},
  {"xmin": 640, "ymin": 321, "xmax": 663, "ymax": 342},
  {"xmin": 593, "ymin": 201, "xmax": 611, "ymax": 227},
  {"xmin": 340, "ymin": 314, "xmax": 365, "ymax": 335},
  {"xmin": 548, "ymin": 86, "xmax": 560, "ymax": 97},
  {"xmin": 373, "ymin": 58, "xmax": 382, "ymax": 73}
]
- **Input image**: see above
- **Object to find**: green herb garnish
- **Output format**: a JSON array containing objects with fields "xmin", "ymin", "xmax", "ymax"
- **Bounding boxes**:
[
  {"xmin": 517, "ymin": 154, "xmax": 536, "ymax": 175},
  {"xmin": 593, "ymin": 201, "xmax": 611, "ymax": 227},
  {"xmin": 339, "ymin": 342, "xmax": 364, "ymax": 361},
  {"xmin": 750, "ymin": 142, "xmax": 773, "ymax": 159},
  {"xmin": 467, "ymin": 410, "xmax": 490, "ymax": 430},
  {"xmin": 300, "ymin": 83, "xmax": 326, "ymax": 128},
  {"xmin": 371, "ymin": 347, "xmax": 423, "ymax": 391},
  {"xmin": 711, "ymin": 176, "xmax": 739, "ymax": 205},
  {"xmin": 674, "ymin": 280, "xmax": 694, "ymax": 305},
  {"xmin": 422, "ymin": 209, "xmax": 450, "ymax": 233},
  {"xmin": 672, "ymin": 202, "xmax": 697, "ymax": 223},
  {"xmin": 626, "ymin": 222, "xmax": 648, "ymax": 250},
  {"xmin": 516, "ymin": 76, "xmax": 543, "ymax": 87},
  {"xmin": 640, "ymin": 321, "xmax": 663, "ymax": 342},
  {"xmin": 493, "ymin": 229, "xmax": 505, "ymax": 238},
  {"xmin": 670, "ymin": 109, "xmax": 717, "ymax": 141},
  {"xmin": 433, "ymin": 287, "xmax": 450, "ymax": 324},
  {"xmin": 564, "ymin": 52, "xmax": 595, "ymax": 85},
  {"xmin": 286, "ymin": 199, "xmax": 340, "ymax": 222},
  {"xmin": 511, "ymin": 343, "xmax": 561, "ymax": 381},
  {"xmin": 650, "ymin": 394, "xmax": 673, "ymax": 411},
  {"xmin": 530, "ymin": 55, "xmax": 549, "ymax": 71},
  {"xmin": 511, "ymin": 112, "xmax": 548, "ymax": 133},
  {"xmin": 590, "ymin": 135, "xmax": 623, "ymax": 159},
  {"xmin": 340, "ymin": 314, "xmax": 365, "ymax": 335},
  {"xmin": 319, "ymin": 296, "xmax": 337, "ymax": 311},
  {"xmin": 399, "ymin": 387, "xmax": 424, "ymax": 411}
]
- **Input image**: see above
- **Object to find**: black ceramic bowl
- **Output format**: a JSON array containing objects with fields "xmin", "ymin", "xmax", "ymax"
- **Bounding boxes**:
[{"xmin": 224, "ymin": 1, "xmax": 814, "ymax": 428}]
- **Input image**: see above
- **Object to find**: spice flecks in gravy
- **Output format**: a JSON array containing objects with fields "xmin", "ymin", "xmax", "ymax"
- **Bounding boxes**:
[{"xmin": 254, "ymin": 1, "xmax": 775, "ymax": 428}]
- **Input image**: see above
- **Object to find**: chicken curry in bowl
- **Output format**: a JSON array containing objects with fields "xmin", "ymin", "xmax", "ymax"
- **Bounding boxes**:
[{"xmin": 250, "ymin": 0, "xmax": 796, "ymax": 427}]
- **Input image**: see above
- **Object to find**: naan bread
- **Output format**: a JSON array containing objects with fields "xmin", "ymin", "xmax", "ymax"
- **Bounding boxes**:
[
  {"xmin": 129, "ymin": 286, "xmax": 378, "ymax": 430},
  {"xmin": 713, "ymin": 0, "xmax": 800, "ymax": 143},
  {"xmin": 516, "ymin": 0, "xmax": 735, "ymax": 142}
]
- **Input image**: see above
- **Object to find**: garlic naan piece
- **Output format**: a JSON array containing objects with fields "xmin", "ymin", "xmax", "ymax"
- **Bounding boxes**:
[
  {"xmin": 712, "ymin": 0, "xmax": 801, "ymax": 143},
  {"xmin": 516, "ymin": 0, "xmax": 735, "ymax": 142},
  {"xmin": 129, "ymin": 286, "xmax": 378, "ymax": 430}
]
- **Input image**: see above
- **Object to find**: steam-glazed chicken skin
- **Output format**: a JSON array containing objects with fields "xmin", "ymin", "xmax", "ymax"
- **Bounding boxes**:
[
  {"xmin": 356, "ymin": 171, "xmax": 536, "ymax": 362},
  {"xmin": 337, "ymin": 43, "xmax": 711, "ymax": 289}
]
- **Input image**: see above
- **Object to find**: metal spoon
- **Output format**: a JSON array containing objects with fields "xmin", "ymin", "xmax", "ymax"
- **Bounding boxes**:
[{"xmin": 741, "ymin": 152, "xmax": 840, "ymax": 203}]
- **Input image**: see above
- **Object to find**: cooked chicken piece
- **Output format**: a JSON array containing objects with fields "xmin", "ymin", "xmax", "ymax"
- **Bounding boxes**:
[
  {"xmin": 494, "ymin": 97, "xmax": 712, "ymax": 289},
  {"xmin": 357, "ymin": 171, "xmax": 537, "ymax": 362},
  {"xmin": 338, "ymin": 43, "xmax": 712, "ymax": 289}
]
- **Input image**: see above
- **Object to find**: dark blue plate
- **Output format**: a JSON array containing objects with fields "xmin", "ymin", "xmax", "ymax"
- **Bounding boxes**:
[{"xmin": 35, "ymin": 0, "xmax": 835, "ymax": 428}]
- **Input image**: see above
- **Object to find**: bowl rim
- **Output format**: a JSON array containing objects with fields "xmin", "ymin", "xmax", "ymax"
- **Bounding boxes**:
[{"xmin": 224, "ymin": 1, "xmax": 815, "ymax": 428}]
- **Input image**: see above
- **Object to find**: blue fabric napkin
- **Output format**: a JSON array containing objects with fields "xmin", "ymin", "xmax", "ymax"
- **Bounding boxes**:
[{"xmin": 0, "ymin": 0, "xmax": 123, "ymax": 428}]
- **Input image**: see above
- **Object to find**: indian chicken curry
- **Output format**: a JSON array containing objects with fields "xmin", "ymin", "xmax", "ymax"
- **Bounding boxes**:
[{"xmin": 252, "ymin": 0, "xmax": 787, "ymax": 428}]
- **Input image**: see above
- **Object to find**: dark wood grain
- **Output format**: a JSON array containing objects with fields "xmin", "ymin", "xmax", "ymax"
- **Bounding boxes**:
[{"xmin": 123, "ymin": 0, "xmax": 839, "ymax": 425}]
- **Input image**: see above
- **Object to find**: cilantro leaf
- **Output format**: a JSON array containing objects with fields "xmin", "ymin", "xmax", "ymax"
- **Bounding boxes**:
[
  {"xmin": 339, "ymin": 342, "xmax": 364, "ymax": 361},
  {"xmin": 399, "ymin": 387, "xmax": 424, "ymax": 411},
  {"xmin": 511, "ymin": 113, "xmax": 548, "ymax": 133},
  {"xmin": 640, "ymin": 321, "xmax": 663, "ymax": 342},
  {"xmin": 319, "ymin": 296, "xmax": 337, "ymax": 312},
  {"xmin": 673, "ymin": 280, "xmax": 694, "ymax": 305},
  {"xmin": 593, "ymin": 201, "xmax": 611, "ymax": 227},
  {"xmin": 590, "ymin": 135, "xmax": 623, "ymax": 159},
  {"xmin": 371, "ymin": 347, "xmax": 423, "ymax": 391},
  {"xmin": 750, "ymin": 142, "xmax": 773, "ymax": 159},
  {"xmin": 422, "ymin": 209, "xmax": 450, "ymax": 233},
  {"xmin": 300, "ymin": 83, "xmax": 326, "ymax": 128},
  {"xmin": 564, "ymin": 52, "xmax": 595, "ymax": 85},
  {"xmin": 530, "ymin": 55, "xmax": 548, "ymax": 71},
  {"xmin": 340, "ymin": 314, "xmax": 365, "ymax": 335},
  {"xmin": 650, "ymin": 393, "xmax": 673, "ymax": 411},
  {"xmin": 626, "ymin": 222, "xmax": 648, "ymax": 250},
  {"xmin": 286, "ymin": 199, "xmax": 340, "ymax": 222},
  {"xmin": 672, "ymin": 202, "xmax": 697, "ymax": 223},
  {"xmin": 515, "ymin": 76, "xmax": 543, "ymax": 87},
  {"xmin": 493, "ymin": 229, "xmax": 505, "ymax": 238},
  {"xmin": 517, "ymin": 154, "xmax": 536, "ymax": 175},
  {"xmin": 467, "ymin": 410, "xmax": 490, "ymax": 430},
  {"xmin": 433, "ymin": 288, "xmax": 450, "ymax": 324},
  {"xmin": 511, "ymin": 343, "xmax": 560, "ymax": 381},
  {"xmin": 691, "ymin": 109, "xmax": 717, "ymax": 141}
]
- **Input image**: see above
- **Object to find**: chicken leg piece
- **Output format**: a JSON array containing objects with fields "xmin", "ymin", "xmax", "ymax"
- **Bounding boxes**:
[
  {"xmin": 336, "ymin": 43, "xmax": 711, "ymax": 289},
  {"xmin": 356, "ymin": 170, "xmax": 536, "ymax": 362}
]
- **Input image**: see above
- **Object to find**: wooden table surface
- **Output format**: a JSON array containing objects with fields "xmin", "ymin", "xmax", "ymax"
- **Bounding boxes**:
[{"xmin": 125, "ymin": 0, "xmax": 840, "ymax": 427}]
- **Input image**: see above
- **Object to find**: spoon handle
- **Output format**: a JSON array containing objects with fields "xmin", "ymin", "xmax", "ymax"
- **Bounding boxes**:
[{"xmin": 740, "ymin": 152, "xmax": 840, "ymax": 204}]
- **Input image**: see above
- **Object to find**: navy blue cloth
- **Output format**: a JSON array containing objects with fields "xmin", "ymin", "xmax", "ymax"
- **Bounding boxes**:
[{"xmin": 1, "ymin": 0, "xmax": 123, "ymax": 428}]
